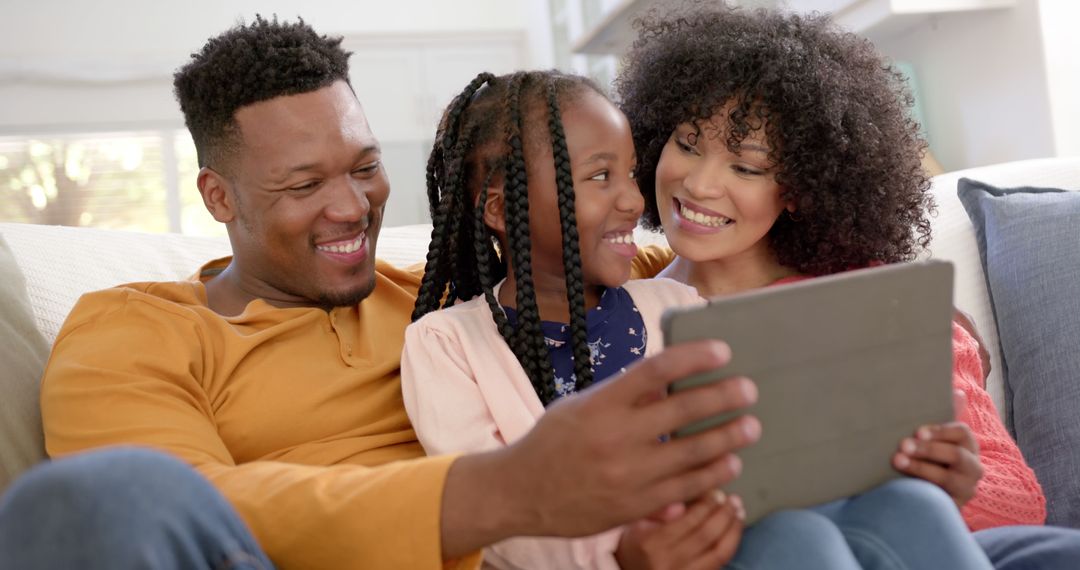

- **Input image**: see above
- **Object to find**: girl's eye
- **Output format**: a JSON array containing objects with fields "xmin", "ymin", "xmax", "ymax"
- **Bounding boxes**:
[
  {"xmin": 734, "ymin": 165, "xmax": 764, "ymax": 176},
  {"xmin": 629, "ymin": 168, "xmax": 637, "ymax": 180},
  {"xmin": 589, "ymin": 170, "xmax": 610, "ymax": 182}
]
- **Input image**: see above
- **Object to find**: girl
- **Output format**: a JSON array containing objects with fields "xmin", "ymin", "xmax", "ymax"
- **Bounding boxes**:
[
  {"xmin": 401, "ymin": 70, "xmax": 992, "ymax": 569},
  {"xmin": 616, "ymin": 5, "xmax": 1079, "ymax": 569}
]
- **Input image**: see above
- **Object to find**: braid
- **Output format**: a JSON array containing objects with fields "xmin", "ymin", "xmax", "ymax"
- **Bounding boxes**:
[
  {"xmin": 412, "ymin": 72, "xmax": 493, "ymax": 322},
  {"xmin": 504, "ymin": 73, "xmax": 557, "ymax": 404},
  {"xmin": 418, "ymin": 70, "xmax": 607, "ymax": 406},
  {"xmin": 474, "ymin": 173, "xmax": 516, "ymax": 347},
  {"xmin": 424, "ymin": 140, "xmax": 441, "ymax": 220},
  {"xmin": 546, "ymin": 80, "xmax": 595, "ymax": 391},
  {"xmin": 438, "ymin": 122, "xmax": 478, "ymax": 308},
  {"xmin": 412, "ymin": 183, "xmax": 457, "ymax": 321}
]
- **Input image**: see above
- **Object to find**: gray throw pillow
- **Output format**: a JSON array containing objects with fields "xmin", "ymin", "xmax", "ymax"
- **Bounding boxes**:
[
  {"xmin": 0, "ymin": 234, "xmax": 49, "ymax": 494},
  {"xmin": 958, "ymin": 177, "xmax": 1080, "ymax": 528}
]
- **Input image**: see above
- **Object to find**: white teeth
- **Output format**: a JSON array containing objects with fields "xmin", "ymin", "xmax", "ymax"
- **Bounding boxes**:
[
  {"xmin": 605, "ymin": 233, "xmax": 635, "ymax": 245},
  {"xmin": 317, "ymin": 235, "xmax": 364, "ymax": 254},
  {"xmin": 680, "ymin": 204, "xmax": 732, "ymax": 227}
]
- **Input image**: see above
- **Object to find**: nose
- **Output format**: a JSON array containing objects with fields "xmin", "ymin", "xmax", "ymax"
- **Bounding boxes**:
[
  {"xmin": 324, "ymin": 176, "xmax": 371, "ymax": 223},
  {"xmin": 683, "ymin": 158, "xmax": 728, "ymax": 200},
  {"xmin": 616, "ymin": 177, "xmax": 645, "ymax": 216}
]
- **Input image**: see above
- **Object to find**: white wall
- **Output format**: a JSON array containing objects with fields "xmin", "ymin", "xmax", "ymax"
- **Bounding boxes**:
[
  {"xmin": 873, "ymin": 0, "xmax": 1068, "ymax": 170},
  {"xmin": 0, "ymin": 1, "xmax": 553, "ymax": 228},
  {"xmin": 1038, "ymin": 1, "xmax": 1080, "ymax": 158},
  {"xmin": 0, "ymin": 0, "xmax": 544, "ymax": 133}
]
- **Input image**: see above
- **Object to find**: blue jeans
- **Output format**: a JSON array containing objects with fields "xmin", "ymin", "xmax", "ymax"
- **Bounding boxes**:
[
  {"xmin": 975, "ymin": 525, "xmax": 1080, "ymax": 570},
  {"xmin": 0, "ymin": 447, "xmax": 273, "ymax": 570},
  {"xmin": 729, "ymin": 478, "xmax": 992, "ymax": 569},
  {"xmin": 4, "ymin": 451, "xmax": 1077, "ymax": 569}
]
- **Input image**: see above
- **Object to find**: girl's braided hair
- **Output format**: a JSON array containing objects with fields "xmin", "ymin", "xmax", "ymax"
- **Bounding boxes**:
[{"xmin": 413, "ymin": 70, "xmax": 605, "ymax": 405}]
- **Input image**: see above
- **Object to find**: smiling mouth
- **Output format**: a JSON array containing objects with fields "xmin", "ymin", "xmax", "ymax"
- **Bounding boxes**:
[
  {"xmin": 602, "ymin": 229, "xmax": 638, "ymax": 258},
  {"xmin": 315, "ymin": 233, "xmax": 366, "ymax": 254},
  {"xmin": 675, "ymin": 199, "xmax": 733, "ymax": 228},
  {"xmin": 603, "ymin": 231, "xmax": 635, "ymax": 245}
]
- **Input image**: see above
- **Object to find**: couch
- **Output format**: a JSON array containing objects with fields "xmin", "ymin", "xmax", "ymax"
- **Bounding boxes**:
[{"xmin": 2, "ymin": 157, "xmax": 1078, "ymax": 523}]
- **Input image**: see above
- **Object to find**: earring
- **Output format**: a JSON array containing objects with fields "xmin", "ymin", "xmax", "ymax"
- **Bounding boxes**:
[{"xmin": 786, "ymin": 209, "xmax": 802, "ymax": 222}]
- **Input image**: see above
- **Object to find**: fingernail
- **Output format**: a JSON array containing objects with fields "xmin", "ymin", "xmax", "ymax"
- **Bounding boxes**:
[
  {"xmin": 740, "ymin": 378, "xmax": 758, "ymax": 404},
  {"xmin": 895, "ymin": 454, "xmax": 910, "ymax": 469},
  {"xmin": 901, "ymin": 438, "xmax": 917, "ymax": 454},
  {"xmin": 712, "ymin": 341, "xmax": 732, "ymax": 362},
  {"xmin": 742, "ymin": 416, "xmax": 761, "ymax": 441},
  {"xmin": 712, "ymin": 489, "xmax": 728, "ymax": 505},
  {"xmin": 726, "ymin": 454, "xmax": 743, "ymax": 477},
  {"xmin": 917, "ymin": 427, "xmax": 933, "ymax": 440},
  {"xmin": 731, "ymin": 495, "xmax": 746, "ymax": 520}
]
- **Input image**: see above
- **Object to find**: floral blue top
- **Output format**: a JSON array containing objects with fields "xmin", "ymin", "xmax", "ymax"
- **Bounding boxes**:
[{"xmin": 503, "ymin": 287, "xmax": 646, "ymax": 398}]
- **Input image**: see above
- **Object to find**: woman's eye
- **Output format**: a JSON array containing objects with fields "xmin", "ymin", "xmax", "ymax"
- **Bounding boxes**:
[
  {"xmin": 589, "ymin": 170, "xmax": 610, "ymax": 182},
  {"xmin": 734, "ymin": 165, "xmax": 764, "ymax": 176},
  {"xmin": 675, "ymin": 139, "xmax": 698, "ymax": 155}
]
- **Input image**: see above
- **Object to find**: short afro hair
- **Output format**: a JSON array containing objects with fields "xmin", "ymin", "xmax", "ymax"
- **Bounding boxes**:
[
  {"xmin": 615, "ymin": 6, "xmax": 933, "ymax": 276},
  {"xmin": 173, "ymin": 15, "xmax": 351, "ymax": 170}
]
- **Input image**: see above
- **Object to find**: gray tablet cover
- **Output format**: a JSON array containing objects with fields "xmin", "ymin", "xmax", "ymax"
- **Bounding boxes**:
[{"xmin": 663, "ymin": 261, "xmax": 955, "ymax": 524}]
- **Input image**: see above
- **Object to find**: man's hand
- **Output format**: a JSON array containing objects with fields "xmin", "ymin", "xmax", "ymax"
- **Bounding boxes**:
[
  {"xmin": 615, "ymin": 492, "xmax": 745, "ymax": 570},
  {"xmin": 440, "ymin": 340, "xmax": 761, "ymax": 558}
]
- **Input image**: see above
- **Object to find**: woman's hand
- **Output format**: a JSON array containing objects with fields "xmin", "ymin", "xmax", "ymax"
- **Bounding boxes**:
[
  {"xmin": 615, "ymin": 492, "xmax": 745, "ymax": 570},
  {"xmin": 893, "ymin": 402, "xmax": 983, "ymax": 508}
]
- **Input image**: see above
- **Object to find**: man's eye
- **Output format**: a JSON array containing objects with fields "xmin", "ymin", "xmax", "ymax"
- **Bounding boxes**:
[
  {"xmin": 289, "ymin": 181, "xmax": 320, "ymax": 192},
  {"xmin": 353, "ymin": 161, "xmax": 381, "ymax": 177}
]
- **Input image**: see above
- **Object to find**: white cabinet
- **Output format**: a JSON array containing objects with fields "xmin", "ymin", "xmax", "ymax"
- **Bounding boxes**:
[
  {"xmin": 347, "ymin": 34, "xmax": 526, "ymax": 143},
  {"xmin": 571, "ymin": 0, "xmax": 1018, "ymax": 55},
  {"xmin": 784, "ymin": 0, "xmax": 1016, "ymax": 42},
  {"xmin": 343, "ymin": 33, "xmax": 526, "ymax": 226}
]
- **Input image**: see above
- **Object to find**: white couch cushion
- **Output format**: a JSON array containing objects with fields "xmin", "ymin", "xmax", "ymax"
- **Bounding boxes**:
[
  {"xmin": 0, "ymin": 223, "xmax": 439, "ymax": 345},
  {"xmin": 0, "ymin": 235, "xmax": 49, "ymax": 493}
]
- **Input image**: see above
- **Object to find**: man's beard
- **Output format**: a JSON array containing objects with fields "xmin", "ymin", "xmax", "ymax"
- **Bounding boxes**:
[{"xmin": 314, "ymin": 280, "xmax": 377, "ymax": 309}]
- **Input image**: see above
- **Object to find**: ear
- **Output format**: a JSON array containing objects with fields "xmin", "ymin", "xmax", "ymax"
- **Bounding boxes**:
[
  {"xmin": 480, "ymin": 183, "xmax": 507, "ymax": 235},
  {"xmin": 197, "ymin": 167, "xmax": 236, "ymax": 224}
]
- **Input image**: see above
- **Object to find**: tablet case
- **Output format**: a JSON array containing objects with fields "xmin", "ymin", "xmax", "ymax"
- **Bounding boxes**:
[{"xmin": 662, "ymin": 261, "xmax": 955, "ymax": 524}]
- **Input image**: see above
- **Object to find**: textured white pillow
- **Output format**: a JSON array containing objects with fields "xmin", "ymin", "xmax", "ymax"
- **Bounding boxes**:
[
  {"xmin": 0, "ymin": 223, "xmax": 233, "ymax": 345},
  {"xmin": 0, "ymin": 235, "xmax": 49, "ymax": 493},
  {"xmin": 0, "ymin": 223, "xmax": 445, "ymax": 345}
]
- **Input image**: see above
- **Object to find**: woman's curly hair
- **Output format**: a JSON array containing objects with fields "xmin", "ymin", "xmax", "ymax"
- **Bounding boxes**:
[{"xmin": 615, "ymin": 6, "xmax": 933, "ymax": 275}]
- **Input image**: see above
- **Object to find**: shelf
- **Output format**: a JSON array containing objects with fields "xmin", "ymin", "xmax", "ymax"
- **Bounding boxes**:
[
  {"xmin": 572, "ymin": 0, "xmax": 1017, "ymax": 55},
  {"xmin": 801, "ymin": 0, "xmax": 1016, "ymax": 42},
  {"xmin": 572, "ymin": 0, "xmax": 664, "ymax": 55}
]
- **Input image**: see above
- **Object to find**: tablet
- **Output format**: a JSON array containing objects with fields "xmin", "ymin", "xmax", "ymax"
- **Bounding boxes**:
[{"xmin": 662, "ymin": 260, "xmax": 955, "ymax": 524}]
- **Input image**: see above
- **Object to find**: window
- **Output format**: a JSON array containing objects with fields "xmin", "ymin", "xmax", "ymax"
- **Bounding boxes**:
[{"xmin": 0, "ymin": 130, "xmax": 223, "ymax": 237}]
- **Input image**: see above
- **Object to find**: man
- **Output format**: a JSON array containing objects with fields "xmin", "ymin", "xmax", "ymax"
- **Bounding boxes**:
[{"xmin": 0, "ymin": 17, "xmax": 759, "ymax": 569}]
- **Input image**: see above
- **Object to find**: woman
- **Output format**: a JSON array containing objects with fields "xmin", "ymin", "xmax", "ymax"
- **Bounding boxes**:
[{"xmin": 616, "ymin": 6, "xmax": 1078, "ymax": 568}]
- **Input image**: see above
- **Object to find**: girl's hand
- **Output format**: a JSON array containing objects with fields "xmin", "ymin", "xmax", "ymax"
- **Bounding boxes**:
[
  {"xmin": 892, "ymin": 419, "xmax": 983, "ymax": 507},
  {"xmin": 615, "ymin": 492, "xmax": 744, "ymax": 570}
]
